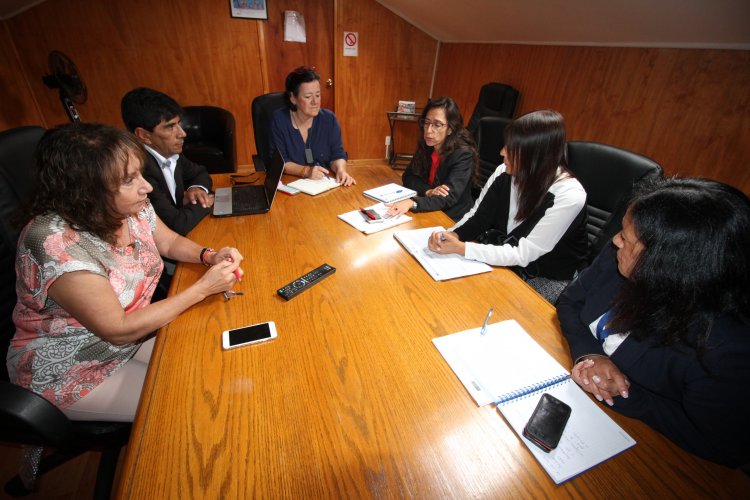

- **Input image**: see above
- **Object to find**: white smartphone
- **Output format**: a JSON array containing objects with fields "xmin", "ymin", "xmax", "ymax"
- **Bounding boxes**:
[{"xmin": 222, "ymin": 321, "xmax": 277, "ymax": 350}]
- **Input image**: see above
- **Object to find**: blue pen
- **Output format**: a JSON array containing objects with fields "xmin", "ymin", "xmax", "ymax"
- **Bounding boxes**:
[{"xmin": 479, "ymin": 307, "xmax": 493, "ymax": 336}]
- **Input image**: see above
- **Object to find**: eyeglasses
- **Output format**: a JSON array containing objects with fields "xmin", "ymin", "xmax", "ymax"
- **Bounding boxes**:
[{"xmin": 419, "ymin": 119, "xmax": 447, "ymax": 131}]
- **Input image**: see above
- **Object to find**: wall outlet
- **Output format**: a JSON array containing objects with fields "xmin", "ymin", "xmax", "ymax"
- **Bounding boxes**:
[{"xmin": 385, "ymin": 136, "xmax": 391, "ymax": 145}]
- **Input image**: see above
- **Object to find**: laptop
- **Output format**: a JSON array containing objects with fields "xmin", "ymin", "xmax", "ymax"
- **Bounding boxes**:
[{"xmin": 213, "ymin": 148, "xmax": 285, "ymax": 217}]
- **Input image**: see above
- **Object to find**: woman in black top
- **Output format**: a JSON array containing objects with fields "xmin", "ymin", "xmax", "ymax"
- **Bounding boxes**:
[
  {"xmin": 385, "ymin": 97, "xmax": 478, "ymax": 222},
  {"xmin": 557, "ymin": 177, "xmax": 750, "ymax": 467}
]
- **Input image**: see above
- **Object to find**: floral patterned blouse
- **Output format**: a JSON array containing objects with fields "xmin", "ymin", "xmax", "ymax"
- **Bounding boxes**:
[{"xmin": 7, "ymin": 203, "xmax": 163, "ymax": 409}]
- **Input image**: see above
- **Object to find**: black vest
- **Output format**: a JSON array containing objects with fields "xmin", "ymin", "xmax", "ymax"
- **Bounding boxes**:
[{"xmin": 468, "ymin": 173, "xmax": 588, "ymax": 280}]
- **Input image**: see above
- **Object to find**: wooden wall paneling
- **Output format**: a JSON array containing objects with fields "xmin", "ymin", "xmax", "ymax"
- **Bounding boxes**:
[
  {"xmin": 336, "ymin": 0, "xmax": 438, "ymax": 160},
  {"xmin": 433, "ymin": 43, "xmax": 750, "ymax": 194},
  {"xmin": 262, "ymin": 0, "xmax": 334, "ymax": 109},
  {"xmin": 5, "ymin": 0, "xmax": 266, "ymax": 166},
  {"xmin": 0, "ymin": 21, "xmax": 44, "ymax": 129}
]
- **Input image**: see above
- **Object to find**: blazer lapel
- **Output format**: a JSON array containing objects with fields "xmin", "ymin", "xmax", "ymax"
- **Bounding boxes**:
[{"xmin": 173, "ymin": 156, "xmax": 186, "ymax": 205}]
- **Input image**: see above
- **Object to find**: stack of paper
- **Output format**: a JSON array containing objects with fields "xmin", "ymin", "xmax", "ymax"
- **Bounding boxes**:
[
  {"xmin": 338, "ymin": 203, "xmax": 412, "ymax": 234},
  {"xmin": 394, "ymin": 226, "xmax": 492, "ymax": 281}
]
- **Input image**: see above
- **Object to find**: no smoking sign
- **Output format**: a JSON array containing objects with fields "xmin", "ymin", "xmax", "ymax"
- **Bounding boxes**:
[{"xmin": 343, "ymin": 31, "xmax": 359, "ymax": 57}]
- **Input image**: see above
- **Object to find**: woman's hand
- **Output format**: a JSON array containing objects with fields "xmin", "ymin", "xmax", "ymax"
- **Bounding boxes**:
[
  {"xmin": 194, "ymin": 258, "xmax": 242, "ymax": 297},
  {"xmin": 571, "ymin": 356, "xmax": 630, "ymax": 406},
  {"xmin": 304, "ymin": 165, "xmax": 330, "ymax": 180},
  {"xmin": 385, "ymin": 199, "xmax": 413, "ymax": 217},
  {"xmin": 334, "ymin": 168, "xmax": 356, "ymax": 186},
  {"xmin": 427, "ymin": 231, "xmax": 465, "ymax": 256},
  {"xmin": 426, "ymin": 184, "xmax": 450, "ymax": 197},
  {"xmin": 206, "ymin": 247, "xmax": 244, "ymax": 281}
]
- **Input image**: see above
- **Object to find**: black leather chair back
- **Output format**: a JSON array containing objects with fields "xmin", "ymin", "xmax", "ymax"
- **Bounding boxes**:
[
  {"xmin": 474, "ymin": 116, "xmax": 512, "ymax": 198},
  {"xmin": 466, "ymin": 83, "xmax": 519, "ymax": 140},
  {"xmin": 251, "ymin": 92, "xmax": 286, "ymax": 171},
  {"xmin": 0, "ymin": 126, "xmax": 45, "ymax": 381},
  {"xmin": 181, "ymin": 106, "xmax": 237, "ymax": 173},
  {"xmin": 566, "ymin": 141, "xmax": 663, "ymax": 262}
]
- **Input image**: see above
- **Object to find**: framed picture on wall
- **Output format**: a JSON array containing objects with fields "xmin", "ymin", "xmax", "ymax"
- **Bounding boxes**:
[{"xmin": 230, "ymin": 0, "xmax": 268, "ymax": 20}]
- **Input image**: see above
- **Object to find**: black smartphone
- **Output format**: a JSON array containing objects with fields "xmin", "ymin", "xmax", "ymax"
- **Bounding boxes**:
[
  {"xmin": 522, "ymin": 393, "xmax": 572, "ymax": 452},
  {"xmin": 359, "ymin": 208, "xmax": 384, "ymax": 223},
  {"xmin": 222, "ymin": 322, "xmax": 277, "ymax": 350}
]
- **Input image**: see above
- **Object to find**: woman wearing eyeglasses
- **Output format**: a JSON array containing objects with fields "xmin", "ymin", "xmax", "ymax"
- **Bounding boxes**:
[
  {"xmin": 385, "ymin": 97, "xmax": 478, "ymax": 221},
  {"xmin": 427, "ymin": 110, "xmax": 587, "ymax": 303},
  {"xmin": 270, "ymin": 66, "xmax": 355, "ymax": 186}
]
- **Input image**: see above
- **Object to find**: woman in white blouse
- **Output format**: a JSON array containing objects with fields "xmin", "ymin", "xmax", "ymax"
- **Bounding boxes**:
[{"xmin": 428, "ymin": 109, "xmax": 587, "ymax": 302}]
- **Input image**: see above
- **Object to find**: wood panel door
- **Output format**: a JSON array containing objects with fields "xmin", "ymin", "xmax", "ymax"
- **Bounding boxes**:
[{"xmin": 262, "ymin": 0, "xmax": 335, "ymax": 110}]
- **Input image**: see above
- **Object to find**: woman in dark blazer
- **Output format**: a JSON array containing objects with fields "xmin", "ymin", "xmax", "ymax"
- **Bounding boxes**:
[
  {"xmin": 385, "ymin": 96, "xmax": 478, "ymax": 222},
  {"xmin": 557, "ymin": 177, "xmax": 750, "ymax": 467}
]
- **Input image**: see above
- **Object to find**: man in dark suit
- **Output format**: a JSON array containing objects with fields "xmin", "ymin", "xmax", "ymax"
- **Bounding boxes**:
[{"xmin": 121, "ymin": 87, "xmax": 213, "ymax": 236}]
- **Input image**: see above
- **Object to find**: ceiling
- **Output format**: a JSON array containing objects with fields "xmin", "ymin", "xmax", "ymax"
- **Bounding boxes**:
[
  {"xmin": 0, "ymin": 0, "xmax": 45, "ymax": 20},
  {"xmin": 376, "ymin": 0, "xmax": 750, "ymax": 48},
  {"xmin": 2, "ymin": 0, "xmax": 749, "ymax": 49}
]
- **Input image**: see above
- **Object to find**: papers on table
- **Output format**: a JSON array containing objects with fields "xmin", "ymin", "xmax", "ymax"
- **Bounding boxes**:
[
  {"xmin": 433, "ymin": 319, "xmax": 636, "ymax": 484},
  {"xmin": 287, "ymin": 176, "xmax": 341, "ymax": 196},
  {"xmin": 393, "ymin": 226, "xmax": 492, "ymax": 281},
  {"xmin": 363, "ymin": 183, "xmax": 417, "ymax": 204},
  {"xmin": 338, "ymin": 203, "xmax": 412, "ymax": 234}
]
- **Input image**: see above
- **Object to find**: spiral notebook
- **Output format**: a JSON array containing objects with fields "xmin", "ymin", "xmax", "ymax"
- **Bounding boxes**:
[
  {"xmin": 433, "ymin": 319, "xmax": 635, "ymax": 484},
  {"xmin": 363, "ymin": 183, "xmax": 417, "ymax": 203}
]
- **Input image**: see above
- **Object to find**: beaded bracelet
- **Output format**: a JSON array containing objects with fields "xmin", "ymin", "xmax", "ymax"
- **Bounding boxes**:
[{"xmin": 200, "ymin": 247, "xmax": 215, "ymax": 267}]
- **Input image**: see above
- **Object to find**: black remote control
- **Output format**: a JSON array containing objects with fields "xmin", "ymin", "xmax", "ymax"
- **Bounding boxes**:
[{"xmin": 277, "ymin": 264, "xmax": 336, "ymax": 300}]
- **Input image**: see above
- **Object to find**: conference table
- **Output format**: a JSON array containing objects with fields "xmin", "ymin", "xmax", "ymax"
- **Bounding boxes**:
[{"xmin": 115, "ymin": 164, "xmax": 749, "ymax": 498}]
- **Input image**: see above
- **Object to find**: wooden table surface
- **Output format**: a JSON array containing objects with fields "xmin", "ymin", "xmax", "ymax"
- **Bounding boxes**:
[{"xmin": 115, "ymin": 164, "xmax": 749, "ymax": 498}]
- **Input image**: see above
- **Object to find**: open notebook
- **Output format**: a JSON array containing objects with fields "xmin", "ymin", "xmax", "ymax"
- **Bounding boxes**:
[
  {"xmin": 287, "ymin": 176, "xmax": 340, "ymax": 196},
  {"xmin": 394, "ymin": 226, "xmax": 491, "ymax": 281},
  {"xmin": 433, "ymin": 319, "xmax": 636, "ymax": 484}
]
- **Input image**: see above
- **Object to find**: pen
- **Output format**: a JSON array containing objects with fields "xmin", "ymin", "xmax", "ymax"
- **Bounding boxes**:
[
  {"xmin": 479, "ymin": 307, "xmax": 493, "ymax": 336},
  {"xmin": 224, "ymin": 291, "xmax": 244, "ymax": 302}
]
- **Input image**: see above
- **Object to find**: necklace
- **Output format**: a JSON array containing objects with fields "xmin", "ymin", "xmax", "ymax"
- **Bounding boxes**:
[
  {"xmin": 114, "ymin": 217, "xmax": 141, "ymax": 262},
  {"xmin": 290, "ymin": 110, "xmax": 312, "ymax": 133}
]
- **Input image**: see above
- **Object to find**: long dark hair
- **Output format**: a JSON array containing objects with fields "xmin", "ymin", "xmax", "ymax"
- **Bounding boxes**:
[
  {"xmin": 284, "ymin": 66, "xmax": 320, "ymax": 112},
  {"xmin": 18, "ymin": 123, "xmax": 146, "ymax": 245},
  {"xmin": 505, "ymin": 110, "xmax": 569, "ymax": 221},
  {"xmin": 611, "ymin": 177, "xmax": 750, "ymax": 352},
  {"xmin": 411, "ymin": 96, "xmax": 479, "ymax": 185}
]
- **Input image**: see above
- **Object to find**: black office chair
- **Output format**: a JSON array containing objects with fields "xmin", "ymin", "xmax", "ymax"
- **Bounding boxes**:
[
  {"xmin": 0, "ymin": 126, "xmax": 131, "ymax": 499},
  {"xmin": 566, "ymin": 141, "xmax": 663, "ymax": 263},
  {"xmin": 180, "ymin": 105, "xmax": 237, "ymax": 173},
  {"xmin": 251, "ymin": 91, "xmax": 286, "ymax": 171},
  {"xmin": 466, "ymin": 82, "xmax": 519, "ymax": 141},
  {"xmin": 0, "ymin": 126, "xmax": 45, "ymax": 363},
  {"xmin": 473, "ymin": 116, "xmax": 512, "ymax": 198}
]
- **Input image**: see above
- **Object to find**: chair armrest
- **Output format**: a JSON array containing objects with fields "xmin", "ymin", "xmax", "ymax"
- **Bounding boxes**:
[
  {"xmin": 0, "ymin": 381, "xmax": 71, "ymax": 446},
  {"xmin": 252, "ymin": 154, "xmax": 266, "ymax": 172}
]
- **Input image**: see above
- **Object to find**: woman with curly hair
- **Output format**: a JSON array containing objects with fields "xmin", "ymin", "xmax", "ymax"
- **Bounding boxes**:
[
  {"xmin": 557, "ymin": 177, "xmax": 750, "ymax": 467},
  {"xmin": 385, "ymin": 96, "xmax": 479, "ymax": 221},
  {"xmin": 7, "ymin": 123, "xmax": 244, "ymax": 422}
]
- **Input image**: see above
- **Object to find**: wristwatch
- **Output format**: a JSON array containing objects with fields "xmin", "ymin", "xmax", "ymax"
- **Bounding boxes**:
[{"xmin": 412, "ymin": 200, "xmax": 418, "ymax": 210}]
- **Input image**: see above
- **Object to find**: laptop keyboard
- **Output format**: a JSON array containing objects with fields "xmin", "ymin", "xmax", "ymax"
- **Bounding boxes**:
[{"xmin": 232, "ymin": 186, "xmax": 266, "ymax": 211}]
